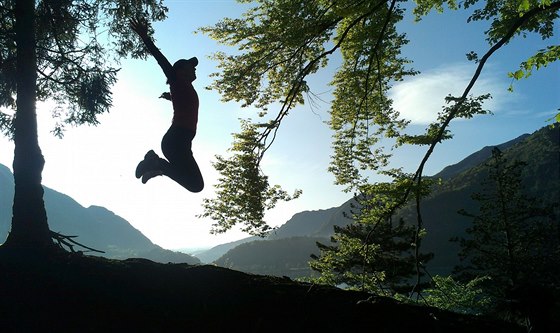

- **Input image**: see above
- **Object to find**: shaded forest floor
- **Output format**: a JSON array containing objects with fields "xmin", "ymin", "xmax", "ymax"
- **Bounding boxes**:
[{"xmin": 0, "ymin": 249, "xmax": 527, "ymax": 332}]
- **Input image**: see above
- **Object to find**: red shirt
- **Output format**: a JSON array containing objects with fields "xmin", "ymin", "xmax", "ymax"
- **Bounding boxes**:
[{"xmin": 169, "ymin": 79, "xmax": 198, "ymax": 132}]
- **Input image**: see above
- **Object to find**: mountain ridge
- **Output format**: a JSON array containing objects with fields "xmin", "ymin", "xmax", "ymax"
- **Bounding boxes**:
[
  {"xmin": 2, "ymin": 125, "xmax": 556, "ymax": 271},
  {"xmin": 205, "ymin": 125, "xmax": 559, "ymax": 278},
  {"xmin": 195, "ymin": 203, "xmax": 355, "ymax": 263},
  {"xmin": 0, "ymin": 165, "xmax": 200, "ymax": 264},
  {"xmin": 195, "ymin": 130, "xmax": 537, "ymax": 264},
  {"xmin": 433, "ymin": 133, "xmax": 530, "ymax": 180}
]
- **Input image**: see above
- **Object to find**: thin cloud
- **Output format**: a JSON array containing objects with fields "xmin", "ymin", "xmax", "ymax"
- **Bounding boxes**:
[{"xmin": 390, "ymin": 63, "xmax": 509, "ymax": 124}]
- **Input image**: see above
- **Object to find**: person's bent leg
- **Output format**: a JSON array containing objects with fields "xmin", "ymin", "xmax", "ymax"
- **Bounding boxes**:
[
  {"xmin": 176, "ymin": 153, "xmax": 204, "ymax": 192},
  {"xmin": 164, "ymin": 150, "xmax": 204, "ymax": 192},
  {"xmin": 161, "ymin": 126, "xmax": 204, "ymax": 192}
]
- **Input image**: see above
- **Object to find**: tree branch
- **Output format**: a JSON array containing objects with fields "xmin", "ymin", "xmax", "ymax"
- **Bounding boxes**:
[
  {"xmin": 256, "ymin": 1, "xmax": 386, "ymax": 161},
  {"xmin": 348, "ymin": 0, "xmax": 399, "ymax": 169},
  {"xmin": 411, "ymin": 1, "xmax": 560, "ymax": 201},
  {"xmin": 406, "ymin": 1, "xmax": 560, "ymax": 296}
]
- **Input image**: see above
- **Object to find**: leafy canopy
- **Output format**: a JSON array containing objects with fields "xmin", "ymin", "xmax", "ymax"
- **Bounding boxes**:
[
  {"xmin": 200, "ymin": 0, "xmax": 422, "ymax": 234},
  {"xmin": 198, "ymin": 119, "xmax": 301, "ymax": 236},
  {"xmin": 201, "ymin": 0, "xmax": 558, "ymax": 293},
  {"xmin": 0, "ymin": 0, "xmax": 168, "ymax": 138}
]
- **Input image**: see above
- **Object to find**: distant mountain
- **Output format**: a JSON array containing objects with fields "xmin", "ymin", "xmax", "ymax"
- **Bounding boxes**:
[
  {"xmin": 433, "ymin": 133, "xmax": 530, "ymax": 180},
  {"xmin": 267, "ymin": 206, "xmax": 340, "ymax": 239},
  {"xmin": 214, "ymin": 236, "xmax": 329, "ymax": 278},
  {"xmin": 0, "ymin": 163, "xmax": 199, "ymax": 264},
  {"xmin": 399, "ymin": 125, "xmax": 559, "ymax": 275},
  {"xmin": 195, "ymin": 203, "xmax": 354, "ymax": 264},
  {"xmin": 194, "ymin": 236, "xmax": 261, "ymax": 263},
  {"xmin": 268, "ymin": 200, "xmax": 358, "ymax": 240},
  {"xmin": 206, "ymin": 125, "xmax": 559, "ymax": 278}
]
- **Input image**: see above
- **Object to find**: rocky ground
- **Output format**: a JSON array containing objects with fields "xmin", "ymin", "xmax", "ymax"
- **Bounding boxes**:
[{"xmin": 0, "ymin": 250, "xmax": 527, "ymax": 332}]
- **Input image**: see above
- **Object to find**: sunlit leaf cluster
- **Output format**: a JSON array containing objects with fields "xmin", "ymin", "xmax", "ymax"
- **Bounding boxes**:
[
  {"xmin": 328, "ymin": 0, "xmax": 414, "ymax": 191},
  {"xmin": 508, "ymin": 45, "xmax": 560, "ymax": 91},
  {"xmin": 201, "ymin": 0, "xmax": 421, "ymax": 235},
  {"xmin": 412, "ymin": 275, "xmax": 493, "ymax": 315},
  {"xmin": 199, "ymin": 120, "xmax": 301, "ymax": 236},
  {"xmin": 199, "ymin": 0, "xmax": 340, "ymax": 111}
]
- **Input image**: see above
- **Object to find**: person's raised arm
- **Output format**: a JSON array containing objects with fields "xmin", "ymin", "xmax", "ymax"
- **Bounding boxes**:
[{"xmin": 130, "ymin": 18, "xmax": 174, "ymax": 79}]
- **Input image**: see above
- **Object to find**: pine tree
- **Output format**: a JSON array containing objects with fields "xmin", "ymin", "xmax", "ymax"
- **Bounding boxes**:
[
  {"xmin": 309, "ymin": 179, "xmax": 433, "ymax": 295},
  {"xmin": 454, "ymin": 148, "xmax": 560, "ymax": 296}
]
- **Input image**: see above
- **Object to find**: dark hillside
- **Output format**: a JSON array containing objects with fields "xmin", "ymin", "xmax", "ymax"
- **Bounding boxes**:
[
  {"xmin": 0, "ymin": 250, "xmax": 525, "ymax": 332},
  {"xmin": 194, "ymin": 235, "xmax": 260, "ymax": 263},
  {"xmin": 214, "ymin": 236, "xmax": 330, "ymax": 278},
  {"xmin": 313, "ymin": 198, "xmax": 355, "ymax": 237},
  {"xmin": 434, "ymin": 133, "xmax": 530, "ymax": 180},
  {"xmin": 267, "ymin": 207, "xmax": 339, "ymax": 239},
  {"xmin": 211, "ymin": 126, "xmax": 559, "ymax": 279},
  {"xmin": 195, "ymin": 201, "xmax": 354, "ymax": 263},
  {"xmin": 401, "ymin": 125, "xmax": 559, "ymax": 275}
]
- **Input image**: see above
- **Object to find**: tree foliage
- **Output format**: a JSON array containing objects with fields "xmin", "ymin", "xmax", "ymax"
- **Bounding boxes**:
[
  {"xmin": 200, "ymin": 0, "xmax": 420, "ymax": 242},
  {"xmin": 0, "ymin": 0, "xmax": 168, "ymax": 137},
  {"xmin": 415, "ymin": 275, "xmax": 492, "ymax": 315},
  {"xmin": 414, "ymin": 0, "xmax": 560, "ymax": 117},
  {"xmin": 454, "ymin": 148, "xmax": 560, "ymax": 295},
  {"xmin": 309, "ymin": 173, "xmax": 434, "ymax": 294},
  {"xmin": 199, "ymin": 120, "xmax": 301, "ymax": 236},
  {"xmin": 201, "ymin": 0, "xmax": 558, "ymax": 295}
]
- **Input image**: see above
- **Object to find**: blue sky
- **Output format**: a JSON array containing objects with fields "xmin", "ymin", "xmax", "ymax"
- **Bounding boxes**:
[{"xmin": 1, "ymin": 1, "xmax": 558, "ymax": 251}]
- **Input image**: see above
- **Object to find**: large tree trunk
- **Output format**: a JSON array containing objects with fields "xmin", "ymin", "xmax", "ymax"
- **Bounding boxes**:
[{"xmin": 3, "ymin": 0, "xmax": 53, "ymax": 250}]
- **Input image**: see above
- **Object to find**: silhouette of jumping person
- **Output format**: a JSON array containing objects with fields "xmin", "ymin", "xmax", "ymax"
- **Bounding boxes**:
[{"xmin": 130, "ymin": 18, "xmax": 204, "ymax": 193}]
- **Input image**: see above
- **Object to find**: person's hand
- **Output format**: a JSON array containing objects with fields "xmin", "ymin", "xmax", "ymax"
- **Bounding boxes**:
[{"xmin": 129, "ymin": 18, "xmax": 149, "ymax": 39}]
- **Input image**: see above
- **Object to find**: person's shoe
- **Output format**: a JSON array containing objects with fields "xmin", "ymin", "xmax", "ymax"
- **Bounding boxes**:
[
  {"xmin": 141, "ymin": 169, "xmax": 163, "ymax": 184},
  {"xmin": 135, "ymin": 150, "xmax": 159, "ymax": 179}
]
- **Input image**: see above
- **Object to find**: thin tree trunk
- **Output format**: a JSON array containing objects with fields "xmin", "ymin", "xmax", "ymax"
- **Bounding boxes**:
[{"xmin": 4, "ymin": 0, "xmax": 53, "ymax": 250}]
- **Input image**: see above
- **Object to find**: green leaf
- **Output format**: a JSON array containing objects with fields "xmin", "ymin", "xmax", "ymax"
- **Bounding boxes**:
[{"xmin": 517, "ymin": 0, "xmax": 531, "ymax": 14}]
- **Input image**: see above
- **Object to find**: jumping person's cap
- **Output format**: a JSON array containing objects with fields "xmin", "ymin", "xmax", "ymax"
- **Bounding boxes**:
[{"xmin": 174, "ymin": 57, "xmax": 198, "ymax": 69}]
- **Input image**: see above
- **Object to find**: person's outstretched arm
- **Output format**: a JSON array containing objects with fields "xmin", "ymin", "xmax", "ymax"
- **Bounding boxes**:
[{"xmin": 130, "ymin": 18, "xmax": 174, "ymax": 79}]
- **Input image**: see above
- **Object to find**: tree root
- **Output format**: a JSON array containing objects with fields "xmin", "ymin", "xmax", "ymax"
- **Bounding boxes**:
[{"xmin": 50, "ymin": 231, "xmax": 105, "ymax": 254}]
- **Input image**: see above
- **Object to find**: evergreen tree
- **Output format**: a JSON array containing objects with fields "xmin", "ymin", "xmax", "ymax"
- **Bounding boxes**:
[
  {"xmin": 415, "ymin": 275, "xmax": 492, "ymax": 315},
  {"xmin": 454, "ymin": 148, "xmax": 560, "ymax": 296},
  {"xmin": 0, "ymin": 0, "xmax": 167, "ymax": 251},
  {"xmin": 309, "ymin": 178, "xmax": 434, "ymax": 295}
]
